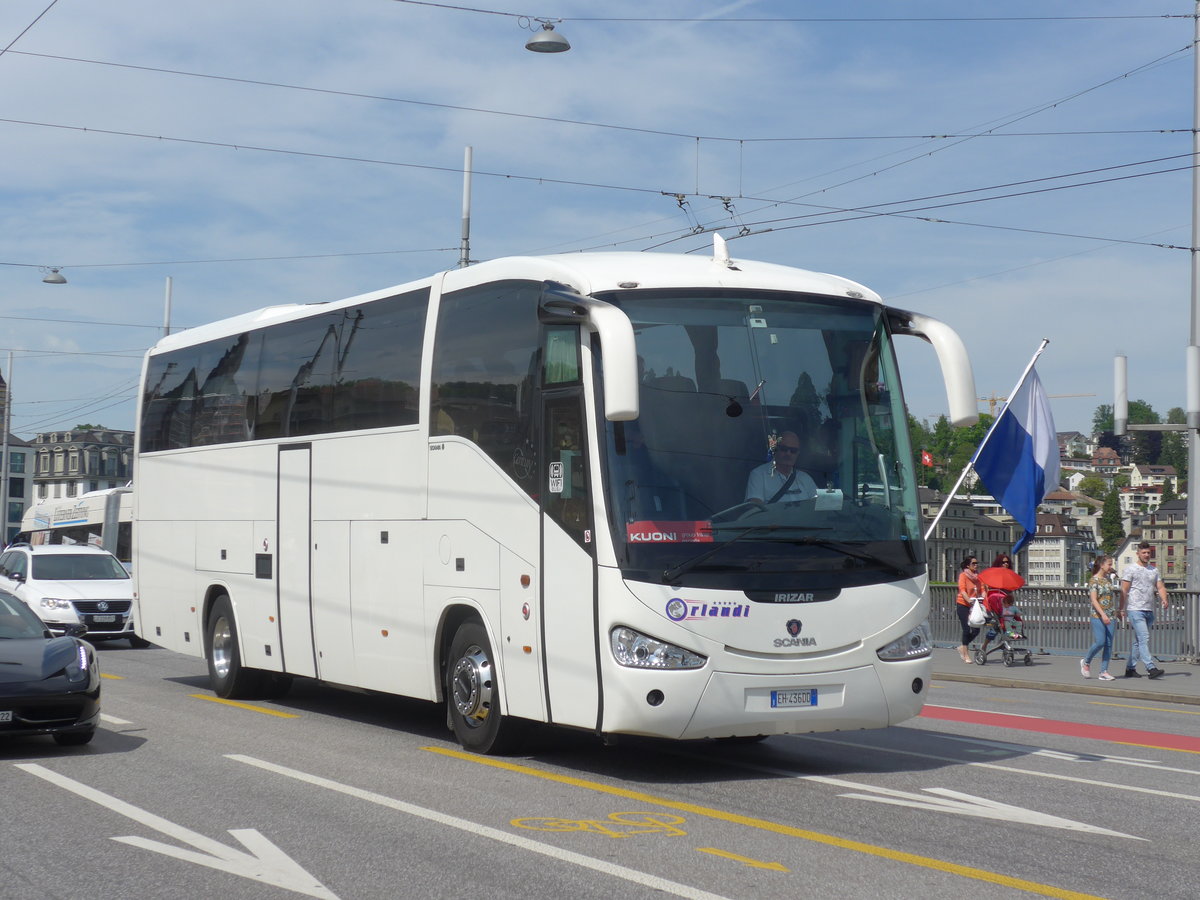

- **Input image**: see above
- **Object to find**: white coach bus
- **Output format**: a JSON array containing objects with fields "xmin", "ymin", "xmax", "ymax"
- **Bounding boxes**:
[{"xmin": 133, "ymin": 239, "xmax": 976, "ymax": 753}]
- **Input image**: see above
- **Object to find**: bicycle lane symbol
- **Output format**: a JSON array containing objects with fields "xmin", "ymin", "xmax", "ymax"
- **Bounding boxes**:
[{"xmin": 511, "ymin": 812, "xmax": 688, "ymax": 839}]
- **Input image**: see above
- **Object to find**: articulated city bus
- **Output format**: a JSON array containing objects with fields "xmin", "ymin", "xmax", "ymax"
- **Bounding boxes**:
[
  {"xmin": 133, "ymin": 239, "xmax": 976, "ymax": 753},
  {"xmin": 16, "ymin": 487, "xmax": 133, "ymax": 566}
]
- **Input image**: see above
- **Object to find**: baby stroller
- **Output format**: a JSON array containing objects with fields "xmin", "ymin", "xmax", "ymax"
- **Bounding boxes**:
[{"xmin": 974, "ymin": 590, "xmax": 1032, "ymax": 667}]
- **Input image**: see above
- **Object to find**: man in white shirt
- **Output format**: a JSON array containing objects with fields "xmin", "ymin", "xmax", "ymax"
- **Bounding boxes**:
[
  {"xmin": 1119, "ymin": 541, "xmax": 1169, "ymax": 679},
  {"xmin": 745, "ymin": 431, "xmax": 818, "ymax": 505}
]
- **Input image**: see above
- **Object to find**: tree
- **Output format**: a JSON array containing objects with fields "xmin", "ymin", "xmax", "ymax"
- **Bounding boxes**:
[
  {"xmin": 1076, "ymin": 475, "xmax": 1107, "ymax": 499},
  {"xmin": 1160, "ymin": 406, "xmax": 1188, "ymax": 488},
  {"xmin": 1099, "ymin": 488, "xmax": 1124, "ymax": 555},
  {"xmin": 1127, "ymin": 400, "xmax": 1161, "ymax": 464},
  {"xmin": 1092, "ymin": 404, "xmax": 1113, "ymax": 434},
  {"xmin": 1161, "ymin": 479, "xmax": 1177, "ymax": 503}
]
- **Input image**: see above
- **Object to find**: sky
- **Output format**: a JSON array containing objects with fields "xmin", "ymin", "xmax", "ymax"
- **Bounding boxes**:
[{"xmin": 1, "ymin": 0, "xmax": 1196, "ymax": 441}]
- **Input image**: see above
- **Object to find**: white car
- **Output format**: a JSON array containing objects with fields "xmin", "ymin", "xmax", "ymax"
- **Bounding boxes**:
[{"xmin": 0, "ymin": 544, "xmax": 150, "ymax": 647}]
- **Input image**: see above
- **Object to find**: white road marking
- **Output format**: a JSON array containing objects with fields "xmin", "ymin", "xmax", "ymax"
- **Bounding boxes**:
[
  {"xmin": 798, "ymin": 735, "xmax": 1200, "ymax": 803},
  {"xmin": 805, "ymin": 777, "xmax": 1140, "ymax": 839},
  {"xmin": 16, "ymin": 764, "xmax": 337, "ymax": 899},
  {"xmin": 938, "ymin": 733, "xmax": 1200, "ymax": 776},
  {"xmin": 228, "ymin": 754, "xmax": 734, "ymax": 900},
  {"xmin": 926, "ymin": 704, "xmax": 1046, "ymax": 719},
  {"xmin": 100, "ymin": 713, "xmax": 133, "ymax": 725}
]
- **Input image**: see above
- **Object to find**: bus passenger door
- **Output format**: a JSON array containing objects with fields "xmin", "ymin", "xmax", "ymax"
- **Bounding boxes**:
[
  {"xmin": 277, "ymin": 443, "xmax": 317, "ymax": 678},
  {"xmin": 540, "ymin": 394, "xmax": 600, "ymax": 730}
]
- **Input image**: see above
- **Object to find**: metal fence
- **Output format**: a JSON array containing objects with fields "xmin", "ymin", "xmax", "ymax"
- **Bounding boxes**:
[{"xmin": 929, "ymin": 586, "xmax": 1200, "ymax": 663}]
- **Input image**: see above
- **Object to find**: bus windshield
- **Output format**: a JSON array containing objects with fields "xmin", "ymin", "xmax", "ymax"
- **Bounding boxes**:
[{"xmin": 598, "ymin": 288, "xmax": 923, "ymax": 590}]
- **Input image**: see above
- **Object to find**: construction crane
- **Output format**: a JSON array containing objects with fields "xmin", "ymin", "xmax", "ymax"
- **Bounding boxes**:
[{"xmin": 977, "ymin": 392, "xmax": 1095, "ymax": 416}]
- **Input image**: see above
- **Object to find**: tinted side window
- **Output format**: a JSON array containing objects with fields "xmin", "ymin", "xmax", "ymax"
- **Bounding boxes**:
[
  {"xmin": 332, "ymin": 289, "xmax": 427, "ymax": 431},
  {"xmin": 141, "ymin": 332, "xmax": 259, "ymax": 451},
  {"xmin": 141, "ymin": 289, "xmax": 429, "ymax": 448},
  {"xmin": 256, "ymin": 314, "xmax": 339, "ymax": 439},
  {"xmin": 431, "ymin": 281, "xmax": 540, "ymax": 495}
]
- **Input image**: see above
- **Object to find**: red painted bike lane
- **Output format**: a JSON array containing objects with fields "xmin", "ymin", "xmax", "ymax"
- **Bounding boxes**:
[{"xmin": 920, "ymin": 705, "xmax": 1200, "ymax": 753}]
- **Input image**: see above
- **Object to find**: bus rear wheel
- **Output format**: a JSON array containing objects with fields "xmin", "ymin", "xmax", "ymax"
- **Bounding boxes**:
[
  {"xmin": 206, "ymin": 595, "xmax": 265, "ymax": 699},
  {"xmin": 446, "ymin": 621, "xmax": 526, "ymax": 755}
]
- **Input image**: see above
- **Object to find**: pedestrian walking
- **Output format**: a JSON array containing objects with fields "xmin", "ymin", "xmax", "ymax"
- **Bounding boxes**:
[
  {"xmin": 1119, "ymin": 541, "xmax": 1169, "ymax": 679},
  {"xmin": 1082, "ymin": 555, "xmax": 1117, "ymax": 681},
  {"xmin": 955, "ymin": 555, "xmax": 983, "ymax": 664}
]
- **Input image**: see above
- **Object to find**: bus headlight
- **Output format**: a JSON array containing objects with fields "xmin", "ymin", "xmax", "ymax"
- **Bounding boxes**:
[
  {"xmin": 610, "ymin": 626, "xmax": 706, "ymax": 669},
  {"xmin": 876, "ymin": 621, "xmax": 932, "ymax": 661}
]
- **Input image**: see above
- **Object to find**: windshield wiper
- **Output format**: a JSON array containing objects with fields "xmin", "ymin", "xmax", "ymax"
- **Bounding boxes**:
[
  {"xmin": 662, "ymin": 525, "xmax": 780, "ymax": 584},
  {"xmin": 789, "ymin": 537, "xmax": 910, "ymax": 577}
]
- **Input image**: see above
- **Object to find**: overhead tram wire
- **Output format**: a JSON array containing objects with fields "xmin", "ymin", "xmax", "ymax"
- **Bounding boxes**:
[
  {"xmin": 388, "ymin": 3, "xmax": 1184, "ymax": 23},
  {"xmin": 0, "ymin": 107, "xmax": 1188, "ymax": 249},
  {"xmin": 3, "ymin": 39, "xmax": 1192, "ymax": 273},
  {"xmin": 5, "ymin": 50, "xmax": 1187, "ymax": 146},
  {"xmin": 0, "ymin": 0, "xmax": 61, "ymax": 57}
]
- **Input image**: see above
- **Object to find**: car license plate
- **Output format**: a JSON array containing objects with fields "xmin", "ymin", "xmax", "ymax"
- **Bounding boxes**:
[
  {"xmin": 771, "ymin": 689, "xmax": 817, "ymax": 708},
  {"xmin": 90, "ymin": 615, "xmax": 117, "ymax": 623},
  {"xmin": 0, "ymin": 711, "xmax": 12, "ymax": 723}
]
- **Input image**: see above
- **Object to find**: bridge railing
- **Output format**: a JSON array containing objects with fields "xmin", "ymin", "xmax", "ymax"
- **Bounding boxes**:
[{"xmin": 928, "ymin": 586, "xmax": 1200, "ymax": 663}]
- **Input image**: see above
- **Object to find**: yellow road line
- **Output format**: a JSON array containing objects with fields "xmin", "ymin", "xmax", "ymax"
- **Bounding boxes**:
[
  {"xmin": 1090, "ymin": 701, "xmax": 1200, "ymax": 716},
  {"xmin": 100, "ymin": 672, "xmax": 124, "ymax": 680},
  {"xmin": 1112, "ymin": 740, "xmax": 1200, "ymax": 755},
  {"xmin": 189, "ymin": 693, "xmax": 299, "ymax": 718},
  {"xmin": 426, "ymin": 746, "xmax": 1105, "ymax": 900},
  {"xmin": 696, "ymin": 847, "xmax": 788, "ymax": 871}
]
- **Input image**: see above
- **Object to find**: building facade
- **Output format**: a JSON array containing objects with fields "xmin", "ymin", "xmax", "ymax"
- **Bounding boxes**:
[
  {"xmin": 1, "ymin": 372, "xmax": 32, "ymax": 542},
  {"xmin": 919, "ymin": 487, "xmax": 1020, "ymax": 583},
  {"xmin": 1024, "ymin": 512, "xmax": 1095, "ymax": 586},
  {"xmin": 30, "ymin": 428, "xmax": 134, "ymax": 501},
  {"xmin": 1137, "ymin": 498, "xmax": 1187, "ymax": 589}
]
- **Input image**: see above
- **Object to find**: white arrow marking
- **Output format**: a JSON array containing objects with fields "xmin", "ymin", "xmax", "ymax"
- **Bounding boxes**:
[
  {"xmin": 808, "ymin": 775, "xmax": 1141, "ymax": 840},
  {"xmin": 17, "ymin": 764, "xmax": 338, "ymax": 899}
]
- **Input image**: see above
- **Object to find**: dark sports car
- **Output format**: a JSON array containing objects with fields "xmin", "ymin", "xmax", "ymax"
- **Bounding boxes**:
[{"xmin": 0, "ymin": 587, "xmax": 100, "ymax": 746}]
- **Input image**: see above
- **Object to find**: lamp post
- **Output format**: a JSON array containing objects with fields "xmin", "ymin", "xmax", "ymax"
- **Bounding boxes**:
[
  {"xmin": 1113, "ymin": 3, "xmax": 1200, "ymax": 660},
  {"xmin": 0, "ymin": 353, "xmax": 11, "ymax": 544}
]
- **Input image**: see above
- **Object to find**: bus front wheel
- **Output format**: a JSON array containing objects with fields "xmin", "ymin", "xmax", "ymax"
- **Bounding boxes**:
[
  {"xmin": 446, "ymin": 621, "xmax": 526, "ymax": 755},
  {"xmin": 206, "ymin": 595, "xmax": 264, "ymax": 699}
]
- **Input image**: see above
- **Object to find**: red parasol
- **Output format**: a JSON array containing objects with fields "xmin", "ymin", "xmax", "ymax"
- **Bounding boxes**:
[{"xmin": 980, "ymin": 567, "xmax": 1024, "ymax": 591}]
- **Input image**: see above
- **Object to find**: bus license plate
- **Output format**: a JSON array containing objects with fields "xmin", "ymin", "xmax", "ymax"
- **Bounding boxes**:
[
  {"xmin": 771, "ymin": 689, "xmax": 817, "ymax": 708},
  {"xmin": 90, "ymin": 615, "xmax": 117, "ymax": 623},
  {"xmin": 0, "ymin": 711, "xmax": 12, "ymax": 723}
]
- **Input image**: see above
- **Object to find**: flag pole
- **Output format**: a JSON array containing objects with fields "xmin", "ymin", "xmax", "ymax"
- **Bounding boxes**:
[{"xmin": 922, "ymin": 338, "xmax": 1051, "ymax": 541}]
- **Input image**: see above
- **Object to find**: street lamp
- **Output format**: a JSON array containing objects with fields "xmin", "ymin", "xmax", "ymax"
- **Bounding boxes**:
[{"xmin": 524, "ymin": 19, "xmax": 570, "ymax": 53}]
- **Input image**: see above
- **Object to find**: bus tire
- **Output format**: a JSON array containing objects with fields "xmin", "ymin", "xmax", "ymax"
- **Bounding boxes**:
[
  {"xmin": 446, "ymin": 621, "xmax": 526, "ymax": 755},
  {"xmin": 129, "ymin": 635, "xmax": 152, "ymax": 649},
  {"xmin": 206, "ymin": 595, "xmax": 264, "ymax": 699}
]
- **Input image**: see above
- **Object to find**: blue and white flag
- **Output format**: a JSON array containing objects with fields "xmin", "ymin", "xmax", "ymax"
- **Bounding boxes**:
[{"xmin": 973, "ymin": 368, "xmax": 1060, "ymax": 553}]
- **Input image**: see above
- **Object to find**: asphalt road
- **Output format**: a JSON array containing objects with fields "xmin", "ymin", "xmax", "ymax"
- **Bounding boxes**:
[{"xmin": 2, "ymin": 643, "xmax": 1197, "ymax": 900}]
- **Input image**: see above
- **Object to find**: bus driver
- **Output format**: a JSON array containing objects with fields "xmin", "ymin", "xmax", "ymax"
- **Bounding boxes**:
[{"xmin": 745, "ymin": 431, "xmax": 819, "ymax": 505}]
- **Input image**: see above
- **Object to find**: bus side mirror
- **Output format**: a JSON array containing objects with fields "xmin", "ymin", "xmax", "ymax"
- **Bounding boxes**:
[
  {"xmin": 538, "ymin": 281, "xmax": 639, "ymax": 421},
  {"xmin": 886, "ymin": 307, "xmax": 978, "ymax": 427}
]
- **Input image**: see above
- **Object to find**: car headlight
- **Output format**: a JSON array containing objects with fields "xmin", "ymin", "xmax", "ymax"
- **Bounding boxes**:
[
  {"xmin": 610, "ymin": 626, "xmax": 706, "ymax": 669},
  {"xmin": 39, "ymin": 598, "xmax": 74, "ymax": 612},
  {"xmin": 876, "ymin": 621, "xmax": 932, "ymax": 661},
  {"xmin": 65, "ymin": 644, "xmax": 91, "ymax": 683}
]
